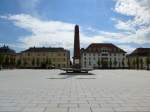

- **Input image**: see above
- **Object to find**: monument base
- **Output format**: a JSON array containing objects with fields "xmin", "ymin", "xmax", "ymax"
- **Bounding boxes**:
[{"xmin": 61, "ymin": 68, "xmax": 93, "ymax": 73}]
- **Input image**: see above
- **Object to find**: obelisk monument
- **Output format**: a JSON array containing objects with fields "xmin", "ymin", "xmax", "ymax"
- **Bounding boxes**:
[{"xmin": 73, "ymin": 25, "xmax": 81, "ymax": 70}]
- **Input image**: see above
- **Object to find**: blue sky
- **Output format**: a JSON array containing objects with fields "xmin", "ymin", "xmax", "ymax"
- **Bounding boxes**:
[{"xmin": 0, "ymin": 0, "xmax": 150, "ymax": 53}]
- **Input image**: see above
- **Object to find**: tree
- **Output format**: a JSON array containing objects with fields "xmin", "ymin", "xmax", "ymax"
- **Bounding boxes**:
[
  {"xmin": 32, "ymin": 58, "xmax": 35, "ymax": 66},
  {"xmin": 23, "ymin": 58, "xmax": 27, "ymax": 67},
  {"xmin": 109, "ymin": 58, "xmax": 112, "ymax": 69},
  {"xmin": 122, "ymin": 58, "xmax": 125, "ymax": 69},
  {"xmin": 140, "ymin": 58, "xmax": 143, "ymax": 69},
  {"xmin": 17, "ymin": 59, "xmax": 21, "ymax": 67},
  {"xmin": 97, "ymin": 58, "xmax": 101, "ymax": 69},
  {"xmin": 4, "ymin": 56, "xmax": 9, "ymax": 68},
  {"xmin": 36, "ymin": 58, "xmax": 40, "ymax": 67},
  {"xmin": 41, "ymin": 60, "xmax": 46, "ymax": 68},
  {"xmin": 48, "ymin": 58, "xmax": 52, "ymax": 66},
  {"xmin": 45, "ymin": 58, "xmax": 48, "ymax": 65},
  {"xmin": 133, "ymin": 59, "xmax": 136, "ymax": 69},
  {"xmin": 10, "ymin": 57, "xmax": 15, "ymax": 67},
  {"xmin": 0, "ymin": 54, "xmax": 4, "ymax": 69},
  {"xmin": 135, "ymin": 57, "xmax": 139, "ymax": 69},
  {"xmin": 146, "ymin": 57, "xmax": 150, "ymax": 70},
  {"xmin": 127, "ymin": 58, "xmax": 130, "ymax": 69},
  {"xmin": 113, "ymin": 58, "xmax": 117, "ymax": 68}
]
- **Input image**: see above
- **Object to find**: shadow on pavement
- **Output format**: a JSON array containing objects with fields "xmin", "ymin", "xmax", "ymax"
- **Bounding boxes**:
[{"xmin": 59, "ymin": 72, "xmax": 95, "ymax": 75}]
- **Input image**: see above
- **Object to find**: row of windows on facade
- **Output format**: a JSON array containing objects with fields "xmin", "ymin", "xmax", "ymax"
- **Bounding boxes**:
[
  {"xmin": 83, "ymin": 57, "xmax": 125, "ymax": 61},
  {"xmin": 84, "ymin": 61, "xmax": 125, "ymax": 66},
  {"xmin": 20, "ymin": 62, "xmax": 67, "ymax": 67},
  {"xmin": 24, "ymin": 52, "xmax": 67, "ymax": 57},
  {"xmin": 17, "ymin": 58, "xmax": 67, "ymax": 62},
  {"xmin": 83, "ymin": 53, "xmax": 125, "ymax": 56},
  {"xmin": 87, "ymin": 48, "xmax": 121, "ymax": 52}
]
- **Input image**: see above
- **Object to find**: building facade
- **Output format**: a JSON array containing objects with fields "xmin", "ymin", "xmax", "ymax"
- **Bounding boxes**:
[
  {"xmin": 16, "ymin": 47, "xmax": 70, "ymax": 68},
  {"xmin": 0, "ymin": 45, "xmax": 16, "ymax": 68},
  {"xmin": 127, "ymin": 48, "xmax": 150, "ymax": 70},
  {"xmin": 81, "ymin": 43, "xmax": 127, "ymax": 69}
]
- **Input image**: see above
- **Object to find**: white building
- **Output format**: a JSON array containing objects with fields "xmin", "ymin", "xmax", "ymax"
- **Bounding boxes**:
[
  {"xmin": 127, "ymin": 48, "xmax": 150, "ymax": 70},
  {"xmin": 81, "ymin": 43, "xmax": 127, "ymax": 69}
]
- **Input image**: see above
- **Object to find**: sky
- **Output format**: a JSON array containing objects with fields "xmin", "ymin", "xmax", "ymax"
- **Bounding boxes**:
[{"xmin": 0, "ymin": 0, "xmax": 150, "ymax": 54}]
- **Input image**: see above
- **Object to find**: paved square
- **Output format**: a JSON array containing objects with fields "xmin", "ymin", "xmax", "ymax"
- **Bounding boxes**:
[{"xmin": 0, "ymin": 69, "xmax": 150, "ymax": 112}]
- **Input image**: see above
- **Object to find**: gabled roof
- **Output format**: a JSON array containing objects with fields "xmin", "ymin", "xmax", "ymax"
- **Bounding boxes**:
[
  {"xmin": 129, "ymin": 48, "xmax": 150, "ymax": 56},
  {"xmin": 22, "ymin": 47, "xmax": 68, "ymax": 53},
  {"xmin": 0, "ymin": 45, "xmax": 16, "ymax": 54},
  {"xmin": 81, "ymin": 43, "xmax": 126, "ymax": 53}
]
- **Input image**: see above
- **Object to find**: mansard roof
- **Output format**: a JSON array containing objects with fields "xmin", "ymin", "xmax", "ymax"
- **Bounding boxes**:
[
  {"xmin": 0, "ymin": 45, "xmax": 16, "ymax": 54},
  {"xmin": 129, "ymin": 48, "xmax": 150, "ymax": 57},
  {"xmin": 22, "ymin": 47, "xmax": 68, "ymax": 53},
  {"xmin": 81, "ymin": 43, "xmax": 126, "ymax": 53}
]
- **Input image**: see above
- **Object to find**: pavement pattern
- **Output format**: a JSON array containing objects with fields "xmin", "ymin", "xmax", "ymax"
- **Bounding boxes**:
[{"xmin": 0, "ymin": 69, "xmax": 150, "ymax": 112}]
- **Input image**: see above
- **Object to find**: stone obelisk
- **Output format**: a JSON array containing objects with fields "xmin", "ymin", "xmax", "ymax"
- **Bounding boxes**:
[{"xmin": 73, "ymin": 25, "xmax": 81, "ymax": 70}]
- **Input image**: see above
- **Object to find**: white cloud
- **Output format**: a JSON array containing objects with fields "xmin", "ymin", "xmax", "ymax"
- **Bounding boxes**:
[
  {"xmin": 113, "ymin": 0, "xmax": 150, "ymax": 44},
  {"xmin": 0, "ymin": 0, "xmax": 150, "ymax": 53},
  {"xmin": 115, "ymin": 0, "xmax": 150, "ymax": 25},
  {"xmin": 1, "ymin": 14, "xmax": 106, "ymax": 51},
  {"xmin": 117, "ymin": 44, "xmax": 135, "ymax": 54}
]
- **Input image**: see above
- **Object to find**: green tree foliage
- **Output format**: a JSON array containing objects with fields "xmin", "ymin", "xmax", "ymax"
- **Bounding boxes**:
[
  {"xmin": 32, "ymin": 58, "xmax": 35, "ymax": 66},
  {"xmin": 122, "ymin": 58, "xmax": 125, "ymax": 68},
  {"xmin": 48, "ymin": 58, "xmax": 52, "ymax": 65},
  {"xmin": 136, "ymin": 57, "xmax": 139, "ymax": 69},
  {"xmin": 23, "ymin": 58, "xmax": 27, "ymax": 67},
  {"xmin": 113, "ymin": 58, "xmax": 117, "ymax": 68},
  {"xmin": 127, "ymin": 58, "xmax": 130, "ymax": 69},
  {"xmin": 97, "ymin": 58, "xmax": 101, "ymax": 69},
  {"xmin": 4, "ymin": 56, "xmax": 9, "ymax": 67},
  {"xmin": 109, "ymin": 59, "xmax": 112, "ymax": 68},
  {"xmin": 140, "ymin": 58, "xmax": 143, "ymax": 69},
  {"xmin": 0, "ymin": 54, "xmax": 4, "ymax": 69},
  {"xmin": 10, "ymin": 57, "xmax": 15, "ymax": 66},
  {"xmin": 146, "ymin": 57, "xmax": 150, "ymax": 70},
  {"xmin": 133, "ymin": 59, "xmax": 136, "ymax": 69},
  {"xmin": 36, "ymin": 58, "xmax": 40, "ymax": 66},
  {"xmin": 17, "ymin": 59, "xmax": 21, "ymax": 67}
]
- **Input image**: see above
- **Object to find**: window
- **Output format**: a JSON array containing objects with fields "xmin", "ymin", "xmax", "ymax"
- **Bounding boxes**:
[
  {"xmin": 89, "ymin": 61, "xmax": 91, "ymax": 65},
  {"xmin": 102, "ymin": 54, "xmax": 108, "ymax": 56},
  {"xmin": 93, "ymin": 57, "xmax": 95, "ymax": 60}
]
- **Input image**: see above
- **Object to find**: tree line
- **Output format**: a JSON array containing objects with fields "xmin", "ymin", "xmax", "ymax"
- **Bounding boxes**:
[
  {"xmin": 97, "ymin": 57, "xmax": 150, "ymax": 70},
  {"xmin": 0, "ymin": 54, "xmax": 53, "ymax": 69}
]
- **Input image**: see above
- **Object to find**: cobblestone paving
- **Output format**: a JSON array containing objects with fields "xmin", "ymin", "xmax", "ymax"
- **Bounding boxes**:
[{"xmin": 0, "ymin": 69, "xmax": 150, "ymax": 112}]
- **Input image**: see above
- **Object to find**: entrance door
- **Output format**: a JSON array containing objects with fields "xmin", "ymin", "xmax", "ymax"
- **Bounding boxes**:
[{"xmin": 102, "ymin": 58, "xmax": 108, "ymax": 69}]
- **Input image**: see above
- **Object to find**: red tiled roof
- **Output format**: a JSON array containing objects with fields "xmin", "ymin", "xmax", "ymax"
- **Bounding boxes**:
[
  {"xmin": 22, "ymin": 47, "xmax": 68, "ymax": 53},
  {"xmin": 129, "ymin": 48, "xmax": 150, "ymax": 56},
  {"xmin": 81, "ymin": 43, "xmax": 126, "ymax": 53}
]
